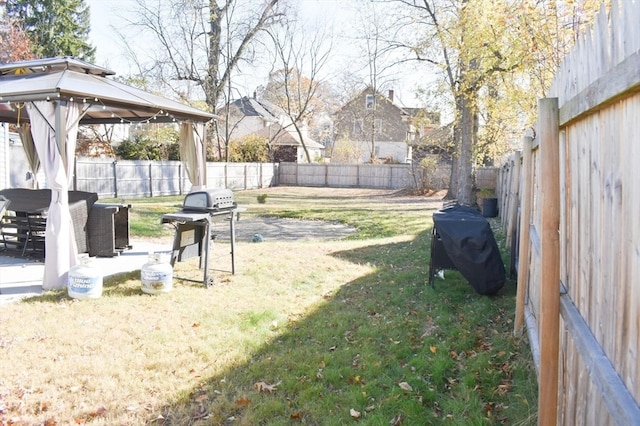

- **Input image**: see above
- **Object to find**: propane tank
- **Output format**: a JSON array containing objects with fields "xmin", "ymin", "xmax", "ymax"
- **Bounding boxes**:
[
  {"xmin": 68, "ymin": 255, "xmax": 103, "ymax": 299},
  {"xmin": 141, "ymin": 252, "xmax": 173, "ymax": 294}
]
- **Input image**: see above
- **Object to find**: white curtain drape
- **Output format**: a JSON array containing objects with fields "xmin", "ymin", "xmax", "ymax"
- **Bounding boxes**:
[
  {"xmin": 26, "ymin": 100, "xmax": 83, "ymax": 290},
  {"xmin": 17, "ymin": 123, "xmax": 40, "ymax": 188},
  {"xmin": 179, "ymin": 122, "xmax": 207, "ymax": 191}
]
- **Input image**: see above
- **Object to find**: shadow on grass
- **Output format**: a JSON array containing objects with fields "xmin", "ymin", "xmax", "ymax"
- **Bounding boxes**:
[{"xmin": 148, "ymin": 229, "xmax": 537, "ymax": 425}]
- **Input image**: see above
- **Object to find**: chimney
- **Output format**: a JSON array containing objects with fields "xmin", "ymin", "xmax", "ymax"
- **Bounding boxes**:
[{"xmin": 388, "ymin": 90, "xmax": 394, "ymax": 102}]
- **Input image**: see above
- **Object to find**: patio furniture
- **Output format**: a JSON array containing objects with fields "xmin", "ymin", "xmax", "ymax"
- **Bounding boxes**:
[
  {"xmin": 0, "ymin": 188, "xmax": 98, "ymax": 255},
  {"xmin": 87, "ymin": 203, "xmax": 131, "ymax": 257}
]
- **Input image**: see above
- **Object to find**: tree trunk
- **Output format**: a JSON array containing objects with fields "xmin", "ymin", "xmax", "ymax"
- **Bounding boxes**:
[
  {"xmin": 456, "ymin": 92, "xmax": 475, "ymax": 205},
  {"xmin": 445, "ymin": 91, "xmax": 476, "ymax": 204},
  {"xmin": 206, "ymin": 2, "xmax": 223, "ymax": 110},
  {"xmin": 292, "ymin": 123, "xmax": 311, "ymax": 163},
  {"xmin": 445, "ymin": 120, "xmax": 461, "ymax": 200}
]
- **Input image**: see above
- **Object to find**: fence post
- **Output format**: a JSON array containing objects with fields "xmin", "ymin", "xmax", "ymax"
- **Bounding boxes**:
[
  {"xmin": 325, "ymin": 163, "xmax": 328, "ymax": 186},
  {"xmin": 506, "ymin": 151, "xmax": 522, "ymax": 248},
  {"xmin": 537, "ymin": 97, "xmax": 560, "ymax": 426},
  {"xmin": 149, "ymin": 162, "xmax": 153, "ymax": 197},
  {"xmin": 515, "ymin": 139, "xmax": 533, "ymax": 336},
  {"xmin": 112, "ymin": 160, "xmax": 118, "ymax": 198}
]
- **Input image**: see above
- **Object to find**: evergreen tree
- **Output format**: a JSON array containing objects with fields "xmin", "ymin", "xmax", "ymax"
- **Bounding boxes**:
[{"xmin": 5, "ymin": 0, "xmax": 95, "ymax": 61}]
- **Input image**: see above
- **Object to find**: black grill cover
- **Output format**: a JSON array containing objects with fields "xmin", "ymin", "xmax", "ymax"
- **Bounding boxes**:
[{"xmin": 432, "ymin": 204, "xmax": 506, "ymax": 295}]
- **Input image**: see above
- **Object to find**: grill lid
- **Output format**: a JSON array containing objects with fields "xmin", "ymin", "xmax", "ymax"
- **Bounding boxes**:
[{"xmin": 183, "ymin": 189, "xmax": 236, "ymax": 211}]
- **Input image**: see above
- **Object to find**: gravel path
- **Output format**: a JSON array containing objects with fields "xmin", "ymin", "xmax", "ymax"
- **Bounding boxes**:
[{"xmin": 214, "ymin": 216, "xmax": 357, "ymax": 242}]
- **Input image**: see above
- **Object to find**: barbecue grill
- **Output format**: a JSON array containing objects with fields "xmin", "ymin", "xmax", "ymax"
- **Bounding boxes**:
[{"xmin": 161, "ymin": 189, "xmax": 242, "ymax": 287}]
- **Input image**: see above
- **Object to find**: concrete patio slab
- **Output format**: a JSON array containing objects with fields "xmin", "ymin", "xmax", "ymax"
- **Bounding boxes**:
[{"xmin": 0, "ymin": 240, "xmax": 172, "ymax": 305}]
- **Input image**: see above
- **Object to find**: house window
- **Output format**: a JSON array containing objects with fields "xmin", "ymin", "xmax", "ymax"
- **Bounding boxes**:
[
  {"xmin": 365, "ymin": 94, "xmax": 375, "ymax": 109},
  {"xmin": 374, "ymin": 119, "xmax": 382, "ymax": 134},
  {"xmin": 352, "ymin": 119, "xmax": 364, "ymax": 134}
]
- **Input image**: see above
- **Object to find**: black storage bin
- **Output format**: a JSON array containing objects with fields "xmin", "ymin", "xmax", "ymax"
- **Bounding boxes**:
[{"xmin": 482, "ymin": 197, "xmax": 498, "ymax": 217}]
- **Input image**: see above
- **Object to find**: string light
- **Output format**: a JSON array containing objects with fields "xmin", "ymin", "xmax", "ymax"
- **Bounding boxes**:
[{"xmin": 0, "ymin": 95, "xmax": 198, "ymax": 126}]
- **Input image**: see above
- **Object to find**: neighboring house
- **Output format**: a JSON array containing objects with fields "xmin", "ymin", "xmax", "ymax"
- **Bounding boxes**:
[
  {"xmin": 252, "ymin": 123, "xmax": 324, "ymax": 163},
  {"xmin": 332, "ymin": 87, "xmax": 440, "ymax": 164},
  {"xmin": 217, "ymin": 95, "xmax": 281, "ymax": 141},
  {"xmin": 220, "ymin": 95, "xmax": 324, "ymax": 163},
  {"xmin": 409, "ymin": 122, "xmax": 454, "ymax": 165}
]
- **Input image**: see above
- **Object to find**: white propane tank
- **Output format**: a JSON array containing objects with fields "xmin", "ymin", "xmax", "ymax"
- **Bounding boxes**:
[
  {"xmin": 68, "ymin": 255, "xmax": 103, "ymax": 299},
  {"xmin": 141, "ymin": 252, "xmax": 173, "ymax": 294}
]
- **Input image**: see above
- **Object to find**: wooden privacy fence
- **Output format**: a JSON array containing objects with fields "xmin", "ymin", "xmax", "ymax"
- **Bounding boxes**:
[
  {"xmin": 72, "ymin": 160, "xmax": 483, "ymax": 197},
  {"xmin": 277, "ymin": 162, "xmax": 452, "ymax": 189},
  {"xmin": 73, "ymin": 159, "xmax": 278, "ymax": 198},
  {"xmin": 500, "ymin": 3, "xmax": 640, "ymax": 424}
]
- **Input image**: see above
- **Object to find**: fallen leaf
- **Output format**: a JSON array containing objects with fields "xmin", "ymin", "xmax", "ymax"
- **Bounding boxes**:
[
  {"xmin": 350, "ymin": 408, "xmax": 361, "ymax": 419},
  {"xmin": 430, "ymin": 345, "xmax": 437, "ymax": 354},
  {"xmin": 398, "ymin": 382, "xmax": 413, "ymax": 392},
  {"xmin": 254, "ymin": 381, "xmax": 280, "ymax": 393},
  {"xmin": 235, "ymin": 397, "xmax": 251, "ymax": 406},
  {"xmin": 390, "ymin": 414, "xmax": 403, "ymax": 425},
  {"xmin": 87, "ymin": 406, "xmax": 107, "ymax": 419},
  {"xmin": 290, "ymin": 412, "xmax": 301, "ymax": 420}
]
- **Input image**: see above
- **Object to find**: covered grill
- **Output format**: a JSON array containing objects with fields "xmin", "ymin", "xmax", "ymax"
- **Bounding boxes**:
[
  {"xmin": 429, "ymin": 203, "xmax": 505, "ymax": 295},
  {"xmin": 161, "ymin": 189, "xmax": 242, "ymax": 287}
]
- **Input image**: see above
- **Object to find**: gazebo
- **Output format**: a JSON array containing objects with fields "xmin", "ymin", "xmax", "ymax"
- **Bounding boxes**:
[{"xmin": 0, "ymin": 57, "xmax": 215, "ymax": 290}]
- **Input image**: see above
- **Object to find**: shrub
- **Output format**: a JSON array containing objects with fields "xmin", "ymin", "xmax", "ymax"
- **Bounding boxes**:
[{"xmin": 228, "ymin": 135, "xmax": 269, "ymax": 162}]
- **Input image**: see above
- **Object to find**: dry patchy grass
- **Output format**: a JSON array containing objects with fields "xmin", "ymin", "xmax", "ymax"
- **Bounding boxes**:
[
  {"xmin": 0, "ymin": 187, "xmax": 537, "ymax": 425},
  {"xmin": 0, "ymin": 237, "xmax": 386, "ymax": 424}
]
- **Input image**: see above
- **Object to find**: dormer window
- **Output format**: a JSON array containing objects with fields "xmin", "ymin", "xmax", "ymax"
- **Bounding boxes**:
[{"xmin": 365, "ymin": 94, "xmax": 375, "ymax": 109}]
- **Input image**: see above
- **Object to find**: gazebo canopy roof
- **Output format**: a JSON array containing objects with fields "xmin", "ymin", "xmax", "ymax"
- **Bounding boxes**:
[{"xmin": 0, "ymin": 57, "xmax": 215, "ymax": 124}]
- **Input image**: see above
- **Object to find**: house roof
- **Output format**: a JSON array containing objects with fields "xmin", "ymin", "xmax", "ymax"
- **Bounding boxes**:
[
  {"xmin": 253, "ymin": 123, "xmax": 324, "ymax": 149},
  {"xmin": 410, "ymin": 123, "xmax": 454, "ymax": 146},
  {"xmin": 0, "ymin": 57, "xmax": 215, "ymax": 124},
  {"xmin": 402, "ymin": 107, "xmax": 440, "ymax": 124},
  {"xmin": 229, "ymin": 96, "xmax": 280, "ymax": 122}
]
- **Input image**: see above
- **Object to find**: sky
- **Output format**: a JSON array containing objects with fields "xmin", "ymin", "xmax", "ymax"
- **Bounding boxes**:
[{"xmin": 86, "ymin": 0, "xmax": 430, "ymax": 110}]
